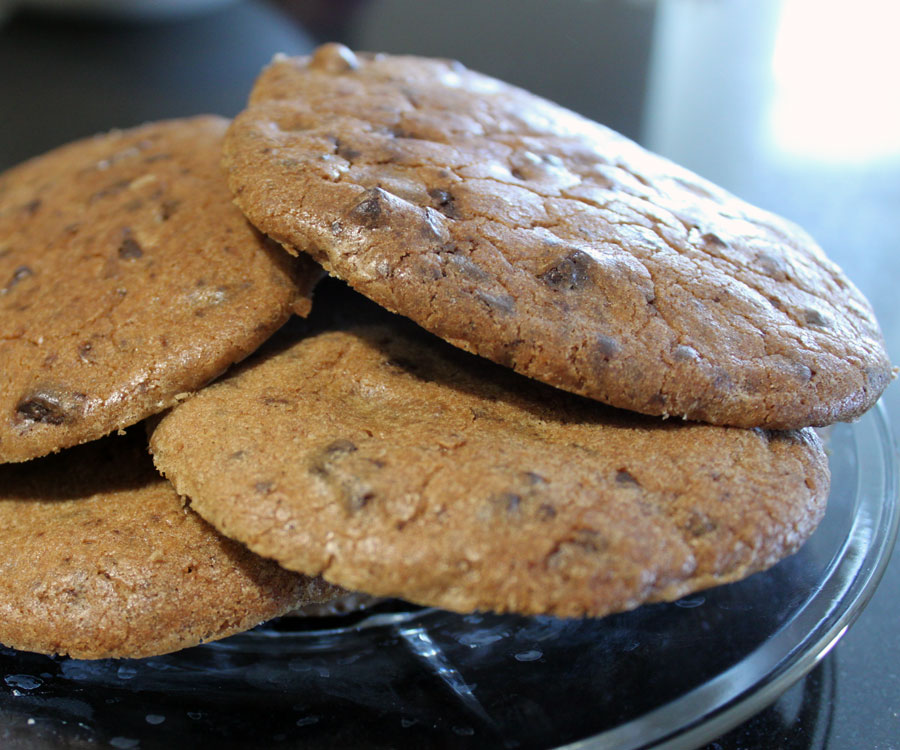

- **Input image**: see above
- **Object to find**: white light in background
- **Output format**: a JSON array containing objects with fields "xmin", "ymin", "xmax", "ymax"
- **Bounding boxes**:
[{"xmin": 771, "ymin": 0, "xmax": 900, "ymax": 161}]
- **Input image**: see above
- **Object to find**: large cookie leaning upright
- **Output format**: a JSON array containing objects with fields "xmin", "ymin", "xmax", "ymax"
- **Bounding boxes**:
[
  {"xmin": 149, "ymin": 319, "xmax": 830, "ymax": 618},
  {"xmin": 224, "ymin": 44, "xmax": 891, "ymax": 429},
  {"xmin": 0, "ymin": 432, "xmax": 339, "ymax": 659},
  {"xmin": 0, "ymin": 116, "xmax": 320, "ymax": 463}
]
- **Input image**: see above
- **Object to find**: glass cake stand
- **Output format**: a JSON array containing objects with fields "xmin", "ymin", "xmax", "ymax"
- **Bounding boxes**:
[{"xmin": 0, "ymin": 405, "xmax": 896, "ymax": 750}]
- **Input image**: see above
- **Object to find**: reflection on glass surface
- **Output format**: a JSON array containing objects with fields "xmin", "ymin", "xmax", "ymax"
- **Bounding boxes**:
[{"xmin": 702, "ymin": 658, "xmax": 835, "ymax": 750}]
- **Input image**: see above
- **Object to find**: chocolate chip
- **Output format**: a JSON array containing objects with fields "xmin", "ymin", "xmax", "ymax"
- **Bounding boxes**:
[
  {"xmin": 344, "ymin": 487, "xmax": 375, "ymax": 513},
  {"xmin": 792, "ymin": 361, "xmax": 813, "ymax": 383},
  {"xmin": 537, "ymin": 503, "xmax": 557, "ymax": 520},
  {"xmin": 615, "ymin": 469, "xmax": 640, "ymax": 486},
  {"xmin": 386, "ymin": 125, "xmax": 418, "ymax": 140},
  {"xmin": 571, "ymin": 530, "xmax": 608, "ymax": 553},
  {"xmin": 309, "ymin": 461, "xmax": 330, "ymax": 479},
  {"xmin": 474, "ymin": 289, "xmax": 516, "ymax": 315},
  {"xmin": 443, "ymin": 251, "xmax": 490, "ymax": 282},
  {"xmin": 335, "ymin": 139, "xmax": 361, "ymax": 161},
  {"xmin": 755, "ymin": 251, "xmax": 788, "ymax": 280},
  {"xmin": 2, "ymin": 265, "xmax": 33, "ymax": 294},
  {"xmin": 118, "ymin": 236, "xmax": 144, "ymax": 260},
  {"xmin": 348, "ymin": 188, "xmax": 388, "ymax": 228},
  {"xmin": 712, "ymin": 369, "xmax": 734, "ymax": 391},
  {"xmin": 15, "ymin": 390, "xmax": 83, "ymax": 425},
  {"xmin": 428, "ymin": 188, "xmax": 460, "ymax": 219},
  {"xmin": 549, "ymin": 530, "xmax": 609, "ymax": 565},
  {"xmin": 594, "ymin": 335, "xmax": 621, "ymax": 361},
  {"xmin": 326, "ymin": 439, "xmax": 357, "ymax": 455},
  {"xmin": 309, "ymin": 438, "xmax": 359, "ymax": 475},
  {"xmin": 648, "ymin": 392, "xmax": 668, "ymax": 409},
  {"xmin": 23, "ymin": 198, "xmax": 41, "ymax": 215},
  {"xmin": 160, "ymin": 200, "xmax": 180, "ymax": 221},
  {"xmin": 228, "ymin": 450, "xmax": 246, "ymax": 460},
  {"xmin": 673, "ymin": 345, "xmax": 699, "ymax": 362},
  {"xmin": 260, "ymin": 395, "xmax": 293, "ymax": 406},
  {"xmin": 89, "ymin": 179, "xmax": 130, "ymax": 204},
  {"xmin": 42, "ymin": 352, "xmax": 58, "ymax": 367},
  {"xmin": 490, "ymin": 492, "xmax": 522, "ymax": 514},
  {"xmin": 701, "ymin": 232, "xmax": 728, "ymax": 248},
  {"xmin": 685, "ymin": 512, "xmax": 717, "ymax": 537},
  {"xmin": 803, "ymin": 308, "xmax": 829, "ymax": 327},
  {"xmin": 538, "ymin": 250, "xmax": 592, "ymax": 291}
]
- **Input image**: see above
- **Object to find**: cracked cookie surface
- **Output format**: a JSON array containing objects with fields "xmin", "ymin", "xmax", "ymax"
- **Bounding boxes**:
[
  {"xmin": 0, "ymin": 431, "xmax": 339, "ymax": 659},
  {"xmin": 224, "ymin": 44, "xmax": 891, "ymax": 429},
  {"xmin": 0, "ymin": 116, "xmax": 320, "ymax": 463},
  {"xmin": 149, "ymin": 306, "xmax": 830, "ymax": 618}
]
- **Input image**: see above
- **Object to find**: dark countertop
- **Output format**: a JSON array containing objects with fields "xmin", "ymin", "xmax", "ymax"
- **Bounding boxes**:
[{"xmin": 1, "ymin": 2, "xmax": 897, "ymax": 748}]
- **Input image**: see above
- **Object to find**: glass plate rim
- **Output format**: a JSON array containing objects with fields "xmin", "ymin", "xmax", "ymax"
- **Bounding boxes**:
[{"xmin": 560, "ymin": 402, "xmax": 900, "ymax": 750}]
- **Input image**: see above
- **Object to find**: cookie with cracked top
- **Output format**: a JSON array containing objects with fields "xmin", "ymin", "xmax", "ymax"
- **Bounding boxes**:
[
  {"xmin": 149, "ymin": 310, "xmax": 830, "ymax": 618},
  {"xmin": 0, "ymin": 116, "xmax": 321, "ymax": 464},
  {"xmin": 0, "ymin": 430, "xmax": 340, "ymax": 659},
  {"xmin": 223, "ymin": 43, "xmax": 892, "ymax": 429}
]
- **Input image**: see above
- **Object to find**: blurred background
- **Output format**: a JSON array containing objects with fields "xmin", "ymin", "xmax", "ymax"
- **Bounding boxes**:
[{"xmin": 1, "ymin": 1, "xmax": 898, "ymax": 748}]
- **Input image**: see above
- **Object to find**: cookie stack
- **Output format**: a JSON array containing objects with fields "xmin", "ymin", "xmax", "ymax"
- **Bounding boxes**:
[{"xmin": 0, "ymin": 44, "xmax": 890, "ymax": 659}]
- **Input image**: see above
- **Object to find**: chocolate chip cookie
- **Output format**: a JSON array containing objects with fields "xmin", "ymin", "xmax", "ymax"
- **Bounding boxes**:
[
  {"xmin": 149, "ymin": 311, "xmax": 830, "ymax": 618},
  {"xmin": 0, "ymin": 431, "xmax": 339, "ymax": 659},
  {"xmin": 224, "ymin": 44, "xmax": 891, "ymax": 429},
  {"xmin": 0, "ymin": 116, "xmax": 320, "ymax": 463}
]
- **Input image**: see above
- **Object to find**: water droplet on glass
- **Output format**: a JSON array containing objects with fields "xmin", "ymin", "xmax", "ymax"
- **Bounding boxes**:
[
  {"xmin": 675, "ymin": 595, "xmax": 706, "ymax": 609},
  {"xmin": 400, "ymin": 718, "xmax": 417, "ymax": 728},
  {"xmin": 296, "ymin": 716, "xmax": 319, "ymax": 728},
  {"xmin": 452, "ymin": 725, "xmax": 475, "ymax": 736},
  {"xmin": 458, "ymin": 631, "xmax": 505, "ymax": 647},
  {"xmin": 116, "ymin": 665, "xmax": 138, "ymax": 680},
  {"xmin": 4, "ymin": 674, "xmax": 42, "ymax": 691},
  {"xmin": 145, "ymin": 714, "xmax": 165, "ymax": 725},
  {"xmin": 187, "ymin": 711, "xmax": 202, "ymax": 720},
  {"xmin": 110, "ymin": 738, "xmax": 140, "ymax": 750},
  {"xmin": 514, "ymin": 649, "xmax": 543, "ymax": 662}
]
